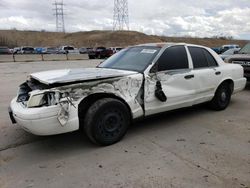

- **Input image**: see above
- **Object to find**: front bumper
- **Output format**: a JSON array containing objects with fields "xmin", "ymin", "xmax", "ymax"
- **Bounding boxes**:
[{"xmin": 9, "ymin": 98, "xmax": 79, "ymax": 136}]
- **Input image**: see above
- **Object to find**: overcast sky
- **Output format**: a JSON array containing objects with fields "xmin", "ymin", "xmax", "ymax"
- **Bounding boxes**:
[{"xmin": 0, "ymin": 0, "xmax": 250, "ymax": 39}]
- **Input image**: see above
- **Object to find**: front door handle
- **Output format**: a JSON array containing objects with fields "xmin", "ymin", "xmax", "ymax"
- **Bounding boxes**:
[
  {"xmin": 215, "ymin": 71, "xmax": 221, "ymax": 75},
  {"xmin": 184, "ymin": 74, "xmax": 194, "ymax": 79}
]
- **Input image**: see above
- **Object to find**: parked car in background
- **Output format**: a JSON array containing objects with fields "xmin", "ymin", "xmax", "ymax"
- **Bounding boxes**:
[
  {"xmin": 220, "ymin": 48, "xmax": 241, "ymax": 60},
  {"xmin": 9, "ymin": 43, "xmax": 246, "ymax": 146},
  {"xmin": 35, "ymin": 47, "xmax": 44, "ymax": 54},
  {"xmin": 59, "ymin": 46, "xmax": 79, "ymax": 54},
  {"xmin": 220, "ymin": 44, "xmax": 240, "ymax": 54},
  {"xmin": 212, "ymin": 44, "xmax": 240, "ymax": 54},
  {"xmin": 42, "ymin": 47, "xmax": 59, "ymax": 54},
  {"xmin": 211, "ymin": 47, "xmax": 221, "ymax": 54},
  {"xmin": 88, "ymin": 47, "xmax": 113, "ymax": 59},
  {"xmin": 225, "ymin": 43, "xmax": 250, "ymax": 80},
  {"xmin": 20, "ymin": 46, "xmax": 35, "ymax": 54},
  {"xmin": 13, "ymin": 47, "xmax": 21, "ymax": 54},
  {"xmin": 87, "ymin": 48, "xmax": 93, "ymax": 52},
  {"xmin": 79, "ymin": 47, "xmax": 89, "ymax": 54},
  {"xmin": 0, "ymin": 46, "xmax": 11, "ymax": 54},
  {"xmin": 110, "ymin": 47, "xmax": 123, "ymax": 54}
]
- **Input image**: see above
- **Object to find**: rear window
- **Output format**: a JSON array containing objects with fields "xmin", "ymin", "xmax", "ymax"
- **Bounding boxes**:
[{"xmin": 188, "ymin": 47, "xmax": 217, "ymax": 68}]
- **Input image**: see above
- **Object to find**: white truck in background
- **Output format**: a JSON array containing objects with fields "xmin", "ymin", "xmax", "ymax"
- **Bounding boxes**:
[{"xmin": 59, "ymin": 46, "xmax": 80, "ymax": 54}]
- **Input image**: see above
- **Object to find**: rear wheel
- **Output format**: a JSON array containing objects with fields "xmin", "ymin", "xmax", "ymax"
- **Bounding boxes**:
[
  {"xmin": 209, "ymin": 83, "xmax": 232, "ymax": 111},
  {"xmin": 84, "ymin": 98, "xmax": 130, "ymax": 146}
]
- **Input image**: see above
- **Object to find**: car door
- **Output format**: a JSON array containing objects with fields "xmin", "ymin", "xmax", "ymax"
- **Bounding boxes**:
[
  {"xmin": 144, "ymin": 45, "xmax": 196, "ymax": 116},
  {"xmin": 187, "ymin": 46, "xmax": 222, "ymax": 104}
]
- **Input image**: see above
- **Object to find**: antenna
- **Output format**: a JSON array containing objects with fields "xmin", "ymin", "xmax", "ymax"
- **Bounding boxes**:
[
  {"xmin": 53, "ymin": 1, "xmax": 65, "ymax": 33},
  {"xmin": 113, "ymin": 0, "xmax": 129, "ymax": 31}
]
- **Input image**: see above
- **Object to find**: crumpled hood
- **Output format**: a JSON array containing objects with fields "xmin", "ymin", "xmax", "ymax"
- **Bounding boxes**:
[{"xmin": 30, "ymin": 68, "xmax": 138, "ymax": 85}]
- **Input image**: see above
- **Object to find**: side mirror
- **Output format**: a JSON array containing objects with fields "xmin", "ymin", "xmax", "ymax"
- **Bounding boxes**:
[{"xmin": 234, "ymin": 51, "xmax": 238, "ymax": 54}]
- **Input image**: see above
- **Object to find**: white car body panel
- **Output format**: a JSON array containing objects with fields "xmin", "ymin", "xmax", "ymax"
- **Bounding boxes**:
[
  {"xmin": 9, "ymin": 43, "xmax": 247, "ymax": 136},
  {"xmin": 144, "ymin": 70, "xmax": 195, "ymax": 116}
]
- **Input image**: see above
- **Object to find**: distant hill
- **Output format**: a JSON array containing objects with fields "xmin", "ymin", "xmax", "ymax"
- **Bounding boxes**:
[{"xmin": 0, "ymin": 30, "xmax": 249, "ymax": 48}]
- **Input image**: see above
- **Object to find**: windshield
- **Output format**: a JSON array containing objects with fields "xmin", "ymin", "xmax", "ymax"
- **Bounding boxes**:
[
  {"xmin": 239, "ymin": 43, "xmax": 250, "ymax": 54},
  {"xmin": 98, "ymin": 46, "xmax": 161, "ymax": 72}
]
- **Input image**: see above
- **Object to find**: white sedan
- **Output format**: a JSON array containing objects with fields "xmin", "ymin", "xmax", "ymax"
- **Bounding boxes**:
[{"xmin": 9, "ymin": 43, "xmax": 246, "ymax": 145}]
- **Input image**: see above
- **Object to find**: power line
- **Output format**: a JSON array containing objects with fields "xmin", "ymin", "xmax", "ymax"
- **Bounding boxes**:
[
  {"xmin": 113, "ymin": 0, "xmax": 129, "ymax": 31},
  {"xmin": 53, "ymin": 1, "xmax": 65, "ymax": 33}
]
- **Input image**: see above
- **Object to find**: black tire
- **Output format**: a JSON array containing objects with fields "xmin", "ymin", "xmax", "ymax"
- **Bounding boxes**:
[
  {"xmin": 88, "ymin": 55, "xmax": 94, "ymax": 59},
  {"xmin": 84, "ymin": 98, "xmax": 130, "ymax": 146},
  {"xmin": 209, "ymin": 83, "xmax": 232, "ymax": 111}
]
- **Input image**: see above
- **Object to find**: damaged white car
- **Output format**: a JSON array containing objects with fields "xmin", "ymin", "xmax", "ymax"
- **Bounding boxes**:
[{"xmin": 9, "ymin": 43, "xmax": 246, "ymax": 145}]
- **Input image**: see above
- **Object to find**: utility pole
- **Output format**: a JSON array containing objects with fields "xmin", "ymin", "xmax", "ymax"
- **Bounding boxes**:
[
  {"xmin": 113, "ymin": 0, "xmax": 129, "ymax": 31},
  {"xmin": 53, "ymin": 0, "xmax": 65, "ymax": 33}
]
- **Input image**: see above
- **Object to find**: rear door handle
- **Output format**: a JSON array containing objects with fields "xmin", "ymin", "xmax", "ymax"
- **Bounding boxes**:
[
  {"xmin": 215, "ymin": 71, "xmax": 221, "ymax": 75},
  {"xmin": 184, "ymin": 74, "xmax": 194, "ymax": 79}
]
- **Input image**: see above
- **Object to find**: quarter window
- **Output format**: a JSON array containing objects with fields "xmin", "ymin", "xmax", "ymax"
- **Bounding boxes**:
[
  {"xmin": 157, "ymin": 46, "xmax": 189, "ymax": 71},
  {"xmin": 203, "ymin": 50, "xmax": 218, "ymax": 67}
]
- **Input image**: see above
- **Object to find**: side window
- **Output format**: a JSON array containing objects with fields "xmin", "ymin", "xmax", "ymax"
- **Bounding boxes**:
[
  {"xmin": 203, "ymin": 49, "xmax": 218, "ymax": 67},
  {"xmin": 157, "ymin": 46, "xmax": 189, "ymax": 72},
  {"xmin": 188, "ymin": 47, "xmax": 208, "ymax": 68}
]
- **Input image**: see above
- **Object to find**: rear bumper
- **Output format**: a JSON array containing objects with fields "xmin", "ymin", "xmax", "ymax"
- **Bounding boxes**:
[
  {"xmin": 233, "ymin": 77, "xmax": 247, "ymax": 94},
  {"xmin": 9, "ymin": 98, "xmax": 79, "ymax": 136}
]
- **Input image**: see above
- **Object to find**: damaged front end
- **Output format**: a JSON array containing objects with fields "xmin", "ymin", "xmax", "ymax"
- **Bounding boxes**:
[
  {"xmin": 18, "ymin": 78, "xmax": 77, "ymax": 125},
  {"xmin": 10, "ymin": 78, "xmax": 79, "ymax": 135},
  {"xmin": 10, "ymin": 67, "xmax": 144, "ymax": 136}
]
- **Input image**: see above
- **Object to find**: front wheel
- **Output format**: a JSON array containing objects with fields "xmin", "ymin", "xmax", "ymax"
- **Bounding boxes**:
[
  {"xmin": 209, "ymin": 83, "xmax": 232, "ymax": 111},
  {"xmin": 84, "ymin": 98, "xmax": 130, "ymax": 146}
]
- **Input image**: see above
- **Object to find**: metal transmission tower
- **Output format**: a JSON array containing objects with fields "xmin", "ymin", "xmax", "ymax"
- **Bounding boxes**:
[
  {"xmin": 53, "ymin": 1, "xmax": 66, "ymax": 32},
  {"xmin": 113, "ymin": 0, "xmax": 129, "ymax": 31}
]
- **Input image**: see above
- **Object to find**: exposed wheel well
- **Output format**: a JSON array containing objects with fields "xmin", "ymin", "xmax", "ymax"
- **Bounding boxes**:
[
  {"xmin": 78, "ymin": 93, "xmax": 132, "ymax": 128},
  {"xmin": 218, "ymin": 79, "xmax": 234, "ymax": 94}
]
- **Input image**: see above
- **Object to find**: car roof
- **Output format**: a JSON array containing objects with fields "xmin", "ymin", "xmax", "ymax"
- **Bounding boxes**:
[{"xmin": 135, "ymin": 42, "xmax": 208, "ymax": 49}]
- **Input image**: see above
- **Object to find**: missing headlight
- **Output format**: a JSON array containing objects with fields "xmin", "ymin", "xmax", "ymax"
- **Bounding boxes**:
[{"xmin": 27, "ymin": 91, "xmax": 61, "ymax": 108}]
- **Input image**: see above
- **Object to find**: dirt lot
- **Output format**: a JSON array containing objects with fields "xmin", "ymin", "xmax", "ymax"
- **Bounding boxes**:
[{"xmin": 0, "ymin": 60, "xmax": 250, "ymax": 188}]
